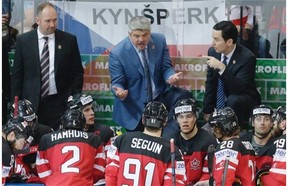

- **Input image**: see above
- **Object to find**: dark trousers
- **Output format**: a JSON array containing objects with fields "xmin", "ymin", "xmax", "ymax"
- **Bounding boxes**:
[
  {"xmin": 37, "ymin": 94, "xmax": 67, "ymax": 131},
  {"xmin": 226, "ymin": 94, "xmax": 260, "ymax": 129}
]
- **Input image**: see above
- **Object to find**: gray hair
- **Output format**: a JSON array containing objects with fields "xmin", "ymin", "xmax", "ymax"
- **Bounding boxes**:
[{"xmin": 128, "ymin": 16, "xmax": 151, "ymax": 33}]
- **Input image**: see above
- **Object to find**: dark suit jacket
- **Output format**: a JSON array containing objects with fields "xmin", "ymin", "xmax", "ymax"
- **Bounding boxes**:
[
  {"xmin": 2, "ymin": 36, "xmax": 10, "ymax": 124},
  {"xmin": 11, "ymin": 29, "xmax": 83, "ymax": 111},
  {"xmin": 203, "ymin": 44, "xmax": 261, "ymax": 114},
  {"xmin": 109, "ymin": 33, "xmax": 175, "ymax": 130}
]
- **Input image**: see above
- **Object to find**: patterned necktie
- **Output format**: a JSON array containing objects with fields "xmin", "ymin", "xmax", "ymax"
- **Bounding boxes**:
[
  {"xmin": 141, "ymin": 50, "xmax": 153, "ymax": 103},
  {"xmin": 216, "ymin": 56, "xmax": 228, "ymax": 109},
  {"xmin": 40, "ymin": 37, "xmax": 49, "ymax": 97}
]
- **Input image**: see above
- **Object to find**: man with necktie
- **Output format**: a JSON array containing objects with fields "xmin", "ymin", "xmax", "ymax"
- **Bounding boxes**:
[
  {"xmin": 11, "ymin": 2, "xmax": 83, "ymax": 130},
  {"xmin": 202, "ymin": 21, "xmax": 261, "ymax": 129},
  {"xmin": 109, "ymin": 16, "xmax": 191, "ymax": 136}
]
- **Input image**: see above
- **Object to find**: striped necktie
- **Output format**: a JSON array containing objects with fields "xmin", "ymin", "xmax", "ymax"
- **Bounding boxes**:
[
  {"xmin": 40, "ymin": 37, "xmax": 49, "ymax": 97},
  {"xmin": 216, "ymin": 56, "xmax": 228, "ymax": 109}
]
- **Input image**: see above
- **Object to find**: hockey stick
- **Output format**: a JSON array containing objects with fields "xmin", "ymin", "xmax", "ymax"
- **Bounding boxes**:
[
  {"xmin": 221, "ymin": 155, "xmax": 230, "ymax": 186},
  {"xmin": 170, "ymin": 138, "xmax": 176, "ymax": 186},
  {"xmin": 14, "ymin": 96, "xmax": 19, "ymax": 117},
  {"xmin": 207, "ymin": 144, "xmax": 215, "ymax": 186}
]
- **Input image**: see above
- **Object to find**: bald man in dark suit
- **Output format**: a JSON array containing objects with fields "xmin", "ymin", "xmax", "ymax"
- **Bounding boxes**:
[{"xmin": 11, "ymin": 2, "xmax": 83, "ymax": 130}]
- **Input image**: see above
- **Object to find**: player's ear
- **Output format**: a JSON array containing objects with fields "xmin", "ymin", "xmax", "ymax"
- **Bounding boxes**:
[{"xmin": 7, "ymin": 131, "xmax": 16, "ymax": 141}]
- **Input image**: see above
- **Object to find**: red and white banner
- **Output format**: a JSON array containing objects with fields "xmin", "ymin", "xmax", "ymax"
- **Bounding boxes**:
[{"xmin": 53, "ymin": 1, "xmax": 226, "ymax": 56}]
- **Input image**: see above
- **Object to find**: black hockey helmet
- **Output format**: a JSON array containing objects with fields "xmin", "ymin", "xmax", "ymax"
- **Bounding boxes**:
[
  {"xmin": 252, "ymin": 104, "xmax": 273, "ymax": 120},
  {"xmin": 10, "ymin": 99, "xmax": 37, "ymax": 123},
  {"xmin": 61, "ymin": 109, "xmax": 86, "ymax": 130},
  {"xmin": 272, "ymin": 105, "xmax": 286, "ymax": 123},
  {"xmin": 209, "ymin": 107, "xmax": 239, "ymax": 136},
  {"xmin": 174, "ymin": 98, "xmax": 197, "ymax": 117},
  {"xmin": 3, "ymin": 118, "xmax": 31, "ymax": 140},
  {"xmin": 143, "ymin": 101, "xmax": 168, "ymax": 129},
  {"xmin": 67, "ymin": 93, "xmax": 96, "ymax": 110}
]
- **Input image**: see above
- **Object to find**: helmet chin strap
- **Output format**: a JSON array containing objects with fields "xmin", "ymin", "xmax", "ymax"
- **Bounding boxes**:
[
  {"xmin": 214, "ymin": 133, "xmax": 224, "ymax": 142},
  {"xmin": 83, "ymin": 124, "xmax": 89, "ymax": 132},
  {"xmin": 254, "ymin": 128, "xmax": 272, "ymax": 139},
  {"xmin": 9, "ymin": 139, "xmax": 16, "ymax": 147}
]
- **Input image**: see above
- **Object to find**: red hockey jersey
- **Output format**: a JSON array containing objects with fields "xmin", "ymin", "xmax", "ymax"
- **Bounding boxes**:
[
  {"xmin": 36, "ymin": 129, "xmax": 105, "ymax": 186},
  {"xmin": 105, "ymin": 131, "xmax": 186, "ymax": 186},
  {"xmin": 266, "ymin": 135, "xmax": 286, "ymax": 186},
  {"xmin": 213, "ymin": 138, "xmax": 256, "ymax": 186},
  {"xmin": 2, "ymin": 137, "xmax": 14, "ymax": 185},
  {"xmin": 171, "ymin": 128, "xmax": 218, "ymax": 185}
]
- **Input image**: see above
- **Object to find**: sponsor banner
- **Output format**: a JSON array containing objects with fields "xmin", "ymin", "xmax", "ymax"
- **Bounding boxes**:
[
  {"xmin": 81, "ymin": 55, "xmax": 286, "ymax": 124},
  {"xmin": 255, "ymin": 59, "xmax": 286, "ymax": 79},
  {"xmin": 51, "ymin": 1, "xmax": 225, "ymax": 56},
  {"xmin": 8, "ymin": 53, "xmax": 286, "ymax": 125},
  {"xmin": 255, "ymin": 59, "xmax": 286, "ymax": 108},
  {"xmin": 53, "ymin": 1, "xmax": 225, "ymax": 45}
]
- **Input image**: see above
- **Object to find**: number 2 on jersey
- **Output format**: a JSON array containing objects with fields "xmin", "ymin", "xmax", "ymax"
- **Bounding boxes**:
[{"xmin": 61, "ymin": 146, "xmax": 80, "ymax": 173}]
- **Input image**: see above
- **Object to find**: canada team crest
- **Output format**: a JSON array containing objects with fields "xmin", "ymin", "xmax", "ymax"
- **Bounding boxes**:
[{"xmin": 190, "ymin": 158, "xmax": 200, "ymax": 170}]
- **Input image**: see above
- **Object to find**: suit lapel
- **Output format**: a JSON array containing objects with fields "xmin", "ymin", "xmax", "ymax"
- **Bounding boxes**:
[
  {"xmin": 31, "ymin": 30, "xmax": 40, "ymax": 66},
  {"xmin": 216, "ymin": 53, "xmax": 221, "ymax": 61},
  {"xmin": 228, "ymin": 45, "xmax": 241, "ymax": 71},
  {"xmin": 124, "ymin": 38, "xmax": 144, "ymax": 76},
  {"xmin": 54, "ymin": 30, "xmax": 61, "ymax": 75}
]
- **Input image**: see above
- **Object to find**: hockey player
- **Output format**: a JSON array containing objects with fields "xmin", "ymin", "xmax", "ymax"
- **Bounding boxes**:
[
  {"xmin": 265, "ymin": 105, "xmax": 286, "ymax": 186},
  {"xmin": 271, "ymin": 105, "xmax": 286, "ymax": 138},
  {"xmin": 105, "ymin": 101, "xmax": 186, "ymax": 186},
  {"xmin": 2, "ymin": 118, "xmax": 31, "ymax": 184},
  {"xmin": 36, "ymin": 109, "xmax": 106, "ymax": 186},
  {"xmin": 166, "ymin": 98, "xmax": 217, "ymax": 185},
  {"xmin": 67, "ymin": 93, "xmax": 115, "ymax": 144},
  {"xmin": 67, "ymin": 93, "xmax": 116, "ymax": 186},
  {"xmin": 10, "ymin": 99, "xmax": 54, "ymax": 144},
  {"xmin": 8, "ymin": 99, "xmax": 53, "ymax": 183},
  {"xmin": 266, "ymin": 130, "xmax": 286, "ymax": 185},
  {"xmin": 209, "ymin": 107, "xmax": 256, "ymax": 186},
  {"xmin": 240, "ymin": 104, "xmax": 275, "ymax": 185}
]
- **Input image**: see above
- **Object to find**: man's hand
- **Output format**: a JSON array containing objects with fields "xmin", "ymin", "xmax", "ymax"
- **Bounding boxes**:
[
  {"xmin": 202, "ymin": 56, "xmax": 226, "ymax": 71},
  {"xmin": 166, "ymin": 72, "xmax": 183, "ymax": 85},
  {"xmin": 112, "ymin": 86, "xmax": 128, "ymax": 100}
]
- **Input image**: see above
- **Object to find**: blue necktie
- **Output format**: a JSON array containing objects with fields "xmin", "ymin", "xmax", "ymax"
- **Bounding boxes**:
[
  {"xmin": 141, "ymin": 50, "xmax": 153, "ymax": 103},
  {"xmin": 40, "ymin": 37, "xmax": 49, "ymax": 97},
  {"xmin": 216, "ymin": 56, "xmax": 227, "ymax": 109}
]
